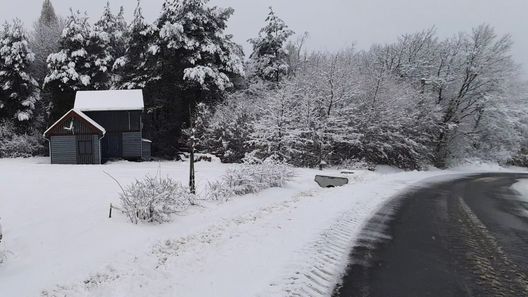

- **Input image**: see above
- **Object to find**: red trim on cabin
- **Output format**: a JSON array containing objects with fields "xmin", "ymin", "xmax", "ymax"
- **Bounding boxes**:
[{"xmin": 44, "ymin": 110, "xmax": 105, "ymax": 137}]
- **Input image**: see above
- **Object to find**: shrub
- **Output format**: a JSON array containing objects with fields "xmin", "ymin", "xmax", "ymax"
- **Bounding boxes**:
[
  {"xmin": 0, "ymin": 120, "xmax": 45, "ymax": 158},
  {"xmin": 338, "ymin": 158, "xmax": 374, "ymax": 170},
  {"xmin": 207, "ymin": 161, "xmax": 294, "ymax": 201},
  {"xmin": 116, "ymin": 175, "xmax": 196, "ymax": 224},
  {"xmin": 0, "ymin": 133, "xmax": 44, "ymax": 158},
  {"xmin": 508, "ymin": 150, "xmax": 528, "ymax": 167}
]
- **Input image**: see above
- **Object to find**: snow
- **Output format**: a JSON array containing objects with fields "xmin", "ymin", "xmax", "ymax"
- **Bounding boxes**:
[
  {"xmin": 512, "ymin": 179, "xmax": 528, "ymax": 202},
  {"xmin": 74, "ymin": 89, "xmax": 144, "ymax": 111},
  {"xmin": 0, "ymin": 158, "xmax": 524, "ymax": 296}
]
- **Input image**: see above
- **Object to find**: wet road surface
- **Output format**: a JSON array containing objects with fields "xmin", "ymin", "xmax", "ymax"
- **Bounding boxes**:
[{"xmin": 334, "ymin": 173, "xmax": 528, "ymax": 297}]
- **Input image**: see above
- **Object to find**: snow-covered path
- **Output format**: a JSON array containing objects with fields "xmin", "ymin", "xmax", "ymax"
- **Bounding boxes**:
[{"xmin": 0, "ymin": 158, "xmax": 478, "ymax": 296}]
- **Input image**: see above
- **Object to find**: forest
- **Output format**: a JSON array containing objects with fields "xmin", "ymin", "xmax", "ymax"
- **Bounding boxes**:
[{"xmin": 0, "ymin": 0, "xmax": 527, "ymax": 169}]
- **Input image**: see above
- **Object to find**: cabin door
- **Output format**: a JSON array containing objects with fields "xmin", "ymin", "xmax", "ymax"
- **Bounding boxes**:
[
  {"xmin": 101, "ymin": 132, "xmax": 123, "ymax": 161},
  {"xmin": 77, "ymin": 135, "xmax": 94, "ymax": 164}
]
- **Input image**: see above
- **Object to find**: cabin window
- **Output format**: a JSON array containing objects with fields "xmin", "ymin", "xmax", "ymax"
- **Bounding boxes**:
[{"xmin": 78, "ymin": 140, "xmax": 92, "ymax": 155}]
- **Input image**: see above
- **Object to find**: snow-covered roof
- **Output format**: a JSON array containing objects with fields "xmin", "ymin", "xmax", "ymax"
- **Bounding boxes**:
[
  {"xmin": 43, "ymin": 109, "xmax": 106, "ymax": 137},
  {"xmin": 74, "ymin": 90, "xmax": 144, "ymax": 112}
]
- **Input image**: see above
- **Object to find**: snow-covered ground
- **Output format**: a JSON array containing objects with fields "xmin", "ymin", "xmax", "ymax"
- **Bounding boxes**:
[
  {"xmin": 512, "ymin": 179, "xmax": 528, "ymax": 202},
  {"xmin": 0, "ymin": 158, "xmax": 523, "ymax": 297}
]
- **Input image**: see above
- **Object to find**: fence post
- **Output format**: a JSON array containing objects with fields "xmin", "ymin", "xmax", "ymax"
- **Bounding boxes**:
[{"xmin": 109, "ymin": 203, "xmax": 112, "ymax": 219}]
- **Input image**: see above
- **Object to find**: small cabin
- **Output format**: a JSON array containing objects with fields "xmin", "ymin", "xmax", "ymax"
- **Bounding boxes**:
[{"xmin": 44, "ymin": 90, "xmax": 152, "ymax": 164}]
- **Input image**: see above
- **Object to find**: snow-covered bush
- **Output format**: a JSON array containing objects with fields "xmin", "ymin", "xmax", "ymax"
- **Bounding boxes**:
[
  {"xmin": 207, "ymin": 161, "xmax": 294, "ymax": 201},
  {"xmin": 338, "ymin": 158, "xmax": 373, "ymax": 170},
  {"xmin": 117, "ymin": 175, "xmax": 196, "ymax": 224},
  {"xmin": 508, "ymin": 150, "xmax": 528, "ymax": 168},
  {"xmin": 0, "ymin": 134, "xmax": 44, "ymax": 158},
  {"xmin": 0, "ymin": 121, "xmax": 45, "ymax": 158}
]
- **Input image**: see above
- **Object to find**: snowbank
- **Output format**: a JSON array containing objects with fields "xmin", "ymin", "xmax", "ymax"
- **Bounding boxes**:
[{"xmin": 512, "ymin": 179, "xmax": 528, "ymax": 202}]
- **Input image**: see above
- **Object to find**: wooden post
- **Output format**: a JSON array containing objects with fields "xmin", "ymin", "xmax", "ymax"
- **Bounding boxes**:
[
  {"xmin": 109, "ymin": 203, "xmax": 113, "ymax": 218},
  {"xmin": 189, "ymin": 105, "xmax": 196, "ymax": 195}
]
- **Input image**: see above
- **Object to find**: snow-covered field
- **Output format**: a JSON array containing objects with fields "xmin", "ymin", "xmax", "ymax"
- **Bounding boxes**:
[{"xmin": 0, "ymin": 158, "xmax": 522, "ymax": 297}]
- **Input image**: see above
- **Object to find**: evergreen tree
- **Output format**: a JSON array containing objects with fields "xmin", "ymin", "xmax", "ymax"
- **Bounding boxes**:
[
  {"xmin": 115, "ymin": 6, "xmax": 129, "ymax": 59},
  {"xmin": 39, "ymin": 0, "xmax": 58, "ymax": 26},
  {"xmin": 91, "ymin": 1, "xmax": 128, "ymax": 85},
  {"xmin": 115, "ymin": 0, "xmax": 159, "ymax": 89},
  {"xmin": 143, "ymin": 0, "xmax": 244, "ymax": 156},
  {"xmin": 30, "ymin": 0, "xmax": 64, "ymax": 130},
  {"xmin": 192, "ymin": 96, "xmax": 255, "ymax": 163},
  {"xmin": 89, "ymin": 2, "xmax": 118, "ymax": 89},
  {"xmin": 44, "ymin": 10, "xmax": 93, "ymax": 120},
  {"xmin": 0, "ymin": 20, "xmax": 40, "ymax": 130},
  {"xmin": 249, "ymin": 7, "xmax": 294, "ymax": 83},
  {"xmin": 30, "ymin": 0, "xmax": 63, "ymax": 84}
]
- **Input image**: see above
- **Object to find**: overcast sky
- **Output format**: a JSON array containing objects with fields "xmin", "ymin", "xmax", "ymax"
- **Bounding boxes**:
[{"xmin": 1, "ymin": 0, "xmax": 527, "ymax": 76}]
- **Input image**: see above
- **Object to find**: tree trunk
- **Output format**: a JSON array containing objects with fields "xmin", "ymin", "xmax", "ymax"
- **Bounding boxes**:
[{"xmin": 433, "ymin": 130, "xmax": 450, "ymax": 168}]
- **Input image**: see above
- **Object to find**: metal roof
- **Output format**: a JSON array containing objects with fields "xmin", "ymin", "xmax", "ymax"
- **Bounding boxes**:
[{"xmin": 74, "ymin": 89, "xmax": 144, "ymax": 111}]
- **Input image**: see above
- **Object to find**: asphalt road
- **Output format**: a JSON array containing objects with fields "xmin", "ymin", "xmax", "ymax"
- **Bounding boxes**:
[{"xmin": 334, "ymin": 173, "xmax": 528, "ymax": 297}]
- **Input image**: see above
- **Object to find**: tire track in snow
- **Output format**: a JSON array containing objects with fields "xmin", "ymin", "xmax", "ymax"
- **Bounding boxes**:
[{"xmin": 264, "ymin": 188, "xmax": 406, "ymax": 297}]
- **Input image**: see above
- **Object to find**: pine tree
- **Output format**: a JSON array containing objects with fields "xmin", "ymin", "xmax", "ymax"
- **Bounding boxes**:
[
  {"xmin": 44, "ymin": 10, "xmax": 93, "ymax": 120},
  {"xmin": 115, "ymin": 0, "xmax": 159, "ymax": 89},
  {"xmin": 249, "ymin": 7, "xmax": 294, "ymax": 83},
  {"xmin": 39, "ymin": 0, "xmax": 58, "ymax": 26},
  {"xmin": 114, "ymin": 6, "xmax": 128, "ymax": 59},
  {"xmin": 91, "ymin": 1, "xmax": 128, "ymax": 86},
  {"xmin": 89, "ymin": 2, "xmax": 119, "ymax": 89},
  {"xmin": 199, "ymin": 90, "xmax": 257, "ymax": 163},
  {"xmin": 155, "ymin": 0, "xmax": 244, "ymax": 91},
  {"xmin": 142, "ymin": 0, "xmax": 245, "ymax": 156},
  {"xmin": 30, "ymin": 0, "xmax": 63, "ymax": 84},
  {"xmin": 0, "ymin": 20, "xmax": 40, "ymax": 129}
]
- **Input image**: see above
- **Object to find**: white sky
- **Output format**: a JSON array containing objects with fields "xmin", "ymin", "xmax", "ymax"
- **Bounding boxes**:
[{"xmin": 1, "ymin": 0, "xmax": 527, "ymax": 76}]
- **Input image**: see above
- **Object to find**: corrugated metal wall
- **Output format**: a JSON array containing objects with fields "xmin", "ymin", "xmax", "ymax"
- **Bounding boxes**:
[
  {"xmin": 142, "ymin": 140, "xmax": 152, "ymax": 161},
  {"xmin": 84, "ymin": 111, "xmax": 141, "ymax": 132},
  {"xmin": 50, "ymin": 135, "xmax": 102, "ymax": 165},
  {"xmin": 93, "ymin": 135, "xmax": 101, "ymax": 164},
  {"xmin": 122, "ymin": 132, "xmax": 142, "ymax": 158},
  {"xmin": 84, "ymin": 110, "xmax": 143, "ymax": 160},
  {"xmin": 50, "ymin": 136, "xmax": 77, "ymax": 164}
]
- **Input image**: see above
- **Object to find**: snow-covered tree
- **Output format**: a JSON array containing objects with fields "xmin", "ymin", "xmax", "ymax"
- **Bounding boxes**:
[
  {"xmin": 114, "ymin": 0, "xmax": 159, "ymax": 89},
  {"xmin": 91, "ymin": 1, "xmax": 128, "ymax": 86},
  {"xmin": 155, "ymin": 0, "xmax": 244, "ymax": 91},
  {"xmin": 249, "ymin": 7, "xmax": 294, "ymax": 83},
  {"xmin": 427, "ymin": 25, "xmax": 517, "ymax": 167},
  {"xmin": 44, "ymin": 10, "xmax": 94, "ymax": 119},
  {"xmin": 30, "ymin": 0, "xmax": 64, "ymax": 84},
  {"xmin": 196, "ymin": 87, "xmax": 259, "ymax": 163},
  {"xmin": 142, "ymin": 0, "xmax": 245, "ymax": 156},
  {"xmin": 88, "ymin": 2, "xmax": 121, "ymax": 90},
  {"xmin": 201, "ymin": 24, "xmax": 526, "ymax": 169},
  {"xmin": 115, "ymin": 6, "xmax": 129, "ymax": 59},
  {"xmin": 249, "ymin": 81, "xmax": 302, "ymax": 162},
  {"xmin": 0, "ymin": 20, "xmax": 40, "ymax": 128}
]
